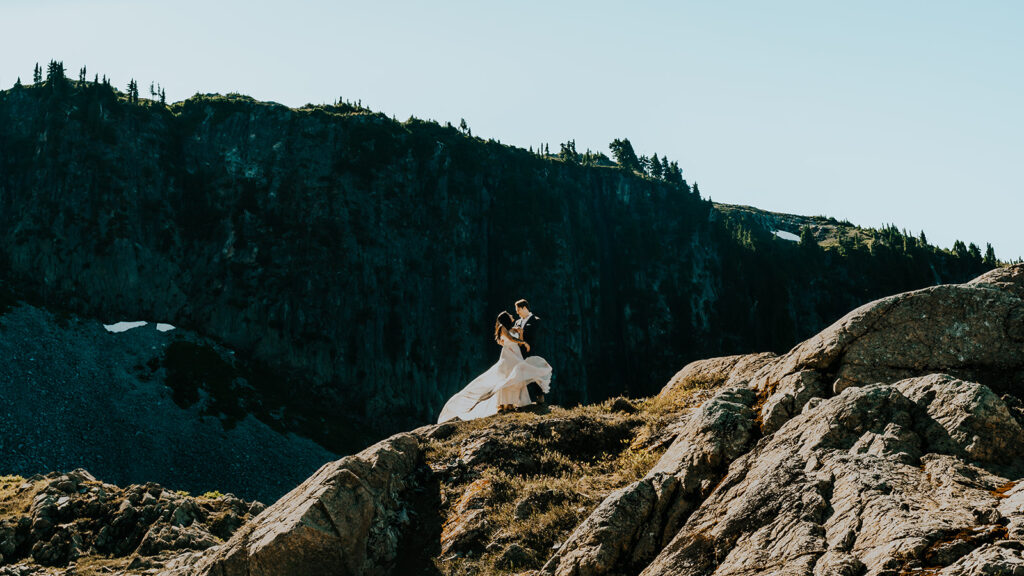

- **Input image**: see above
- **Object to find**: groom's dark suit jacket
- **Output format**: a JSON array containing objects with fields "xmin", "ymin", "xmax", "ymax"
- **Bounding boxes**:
[{"xmin": 518, "ymin": 314, "xmax": 540, "ymax": 358}]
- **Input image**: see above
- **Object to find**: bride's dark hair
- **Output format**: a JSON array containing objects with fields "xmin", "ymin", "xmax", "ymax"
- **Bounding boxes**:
[{"xmin": 494, "ymin": 311, "xmax": 514, "ymax": 342}]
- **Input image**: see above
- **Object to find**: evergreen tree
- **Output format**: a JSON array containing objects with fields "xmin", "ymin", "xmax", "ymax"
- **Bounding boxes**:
[
  {"xmin": 46, "ymin": 60, "xmax": 65, "ymax": 82},
  {"xmin": 799, "ymin": 226, "xmax": 819, "ymax": 254},
  {"xmin": 968, "ymin": 242, "xmax": 982, "ymax": 261},
  {"xmin": 650, "ymin": 154, "xmax": 663, "ymax": 179},
  {"xmin": 608, "ymin": 138, "xmax": 640, "ymax": 173},
  {"xmin": 14, "ymin": 77, "xmax": 22, "ymax": 88},
  {"xmin": 952, "ymin": 240, "xmax": 968, "ymax": 258},
  {"xmin": 663, "ymin": 161, "xmax": 684, "ymax": 187},
  {"xmin": 919, "ymin": 231, "xmax": 927, "ymax": 246},
  {"xmin": 638, "ymin": 155, "xmax": 651, "ymax": 175},
  {"xmin": 160, "ymin": 87, "xmax": 166, "ymax": 105},
  {"xmin": 692, "ymin": 181, "xmax": 701, "ymax": 199},
  {"xmin": 459, "ymin": 118, "xmax": 468, "ymax": 134},
  {"xmin": 559, "ymin": 139, "xmax": 579, "ymax": 164},
  {"xmin": 45, "ymin": 60, "xmax": 67, "ymax": 92},
  {"xmin": 983, "ymin": 243, "xmax": 997, "ymax": 266},
  {"xmin": 33, "ymin": 63, "xmax": 42, "ymax": 84},
  {"xmin": 79, "ymin": 66, "xmax": 87, "ymax": 83}
]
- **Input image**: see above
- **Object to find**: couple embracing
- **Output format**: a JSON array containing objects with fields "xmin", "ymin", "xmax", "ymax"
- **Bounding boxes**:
[{"xmin": 437, "ymin": 299, "xmax": 553, "ymax": 423}]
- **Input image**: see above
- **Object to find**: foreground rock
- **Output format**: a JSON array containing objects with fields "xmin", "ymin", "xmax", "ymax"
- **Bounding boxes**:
[
  {"xmin": 545, "ymin": 264, "xmax": 1024, "ymax": 575},
  {"xmin": 0, "ymin": 469, "xmax": 261, "ymax": 575},
  {"xmin": 661, "ymin": 353, "xmax": 776, "ymax": 397},
  {"xmin": 643, "ymin": 375, "xmax": 1024, "ymax": 575},
  {"xmin": 163, "ymin": 434, "xmax": 422, "ymax": 576}
]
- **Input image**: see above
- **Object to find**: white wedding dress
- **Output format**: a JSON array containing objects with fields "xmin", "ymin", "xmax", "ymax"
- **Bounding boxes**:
[{"xmin": 437, "ymin": 336, "xmax": 552, "ymax": 423}]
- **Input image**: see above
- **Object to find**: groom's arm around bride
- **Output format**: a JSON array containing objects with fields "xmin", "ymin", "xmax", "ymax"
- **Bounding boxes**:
[{"xmin": 515, "ymin": 299, "xmax": 545, "ymax": 405}]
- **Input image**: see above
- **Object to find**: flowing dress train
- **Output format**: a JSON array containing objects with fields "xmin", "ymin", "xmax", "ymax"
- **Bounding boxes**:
[{"xmin": 437, "ymin": 337, "xmax": 552, "ymax": 423}]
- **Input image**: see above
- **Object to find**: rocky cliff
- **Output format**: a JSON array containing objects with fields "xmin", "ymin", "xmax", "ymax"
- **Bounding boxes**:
[{"xmin": 0, "ymin": 81, "xmax": 995, "ymax": 450}]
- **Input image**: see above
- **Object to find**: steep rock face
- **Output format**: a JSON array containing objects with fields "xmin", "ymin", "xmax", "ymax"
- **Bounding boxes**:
[
  {"xmin": 0, "ymin": 86, "xmax": 995, "ymax": 444},
  {"xmin": 0, "ymin": 88, "xmax": 711, "ymax": 438}
]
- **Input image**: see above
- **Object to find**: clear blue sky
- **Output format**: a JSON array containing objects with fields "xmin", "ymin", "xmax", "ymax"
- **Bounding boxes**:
[{"xmin": 3, "ymin": 1, "xmax": 1022, "ymax": 261}]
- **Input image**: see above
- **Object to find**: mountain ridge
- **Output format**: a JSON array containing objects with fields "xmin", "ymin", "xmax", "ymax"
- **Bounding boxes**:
[{"xmin": 0, "ymin": 77, "xmax": 998, "ymax": 456}]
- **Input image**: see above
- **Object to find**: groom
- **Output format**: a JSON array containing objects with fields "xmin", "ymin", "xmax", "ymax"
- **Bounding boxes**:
[{"xmin": 513, "ymin": 299, "xmax": 544, "ymax": 405}]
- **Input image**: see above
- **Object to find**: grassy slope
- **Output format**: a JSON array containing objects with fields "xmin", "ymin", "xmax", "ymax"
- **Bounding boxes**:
[{"xmin": 422, "ymin": 379, "xmax": 718, "ymax": 575}]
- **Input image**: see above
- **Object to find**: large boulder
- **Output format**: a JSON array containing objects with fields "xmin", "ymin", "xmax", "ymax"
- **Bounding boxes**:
[
  {"xmin": 162, "ymin": 433, "xmax": 421, "ymax": 576},
  {"xmin": 661, "ymin": 353, "xmax": 777, "ymax": 397},
  {"xmin": 757, "ymin": 264, "xmax": 1024, "ymax": 400},
  {"xmin": 641, "ymin": 376, "xmax": 1024, "ymax": 576},
  {"xmin": 681, "ymin": 264, "xmax": 1024, "ymax": 434}
]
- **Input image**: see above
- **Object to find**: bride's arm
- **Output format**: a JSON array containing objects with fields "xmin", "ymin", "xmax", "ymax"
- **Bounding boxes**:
[{"xmin": 500, "ymin": 325, "xmax": 528, "ymax": 347}]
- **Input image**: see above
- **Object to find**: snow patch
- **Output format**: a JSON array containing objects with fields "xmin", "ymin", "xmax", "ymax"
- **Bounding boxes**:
[
  {"xmin": 773, "ymin": 230, "xmax": 800, "ymax": 242},
  {"xmin": 104, "ymin": 321, "xmax": 177, "ymax": 333},
  {"xmin": 104, "ymin": 321, "xmax": 147, "ymax": 333}
]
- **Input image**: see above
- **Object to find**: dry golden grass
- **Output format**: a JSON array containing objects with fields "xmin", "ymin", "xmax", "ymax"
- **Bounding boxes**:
[
  {"xmin": 0, "ymin": 474, "xmax": 40, "ymax": 517},
  {"xmin": 59, "ymin": 555, "xmax": 134, "ymax": 576},
  {"xmin": 425, "ymin": 386, "xmax": 713, "ymax": 575}
]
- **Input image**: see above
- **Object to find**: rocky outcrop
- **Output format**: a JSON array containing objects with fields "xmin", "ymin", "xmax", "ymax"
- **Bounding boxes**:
[
  {"xmin": 0, "ymin": 469, "xmax": 261, "ymax": 574},
  {"xmin": 750, "ymin": 262, "xmax": 1024, "ymax": 402},
  {"xmin": 661, "ymin": 353, "xmax": 776, "ymax": 397},
  {"xmin": 545, "ymin": 264, "xmax": 1024, "ymax": 576},
  {"xmin": 642, "ymin": 375, "xmax": 1024, "ymax": 575},
  {"xmin": 163, "ymin": 433, "xmax": 422, "ymax": 576}
]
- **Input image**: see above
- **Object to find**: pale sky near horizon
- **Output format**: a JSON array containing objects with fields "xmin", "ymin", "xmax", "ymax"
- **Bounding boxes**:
[{"xmin": 3, "ymin": 1, "xmax": 1022, "ymax": 261}]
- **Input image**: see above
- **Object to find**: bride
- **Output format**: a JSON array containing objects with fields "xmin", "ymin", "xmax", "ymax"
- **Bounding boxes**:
[{"xmin": 437, "ymin": 311, "xmax": 552, "ymax": 423}]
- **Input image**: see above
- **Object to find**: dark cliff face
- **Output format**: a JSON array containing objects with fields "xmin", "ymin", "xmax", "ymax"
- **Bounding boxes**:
[{"xmin": 0, "ymin": 84, "xmax": 993, "ymax": 449}]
